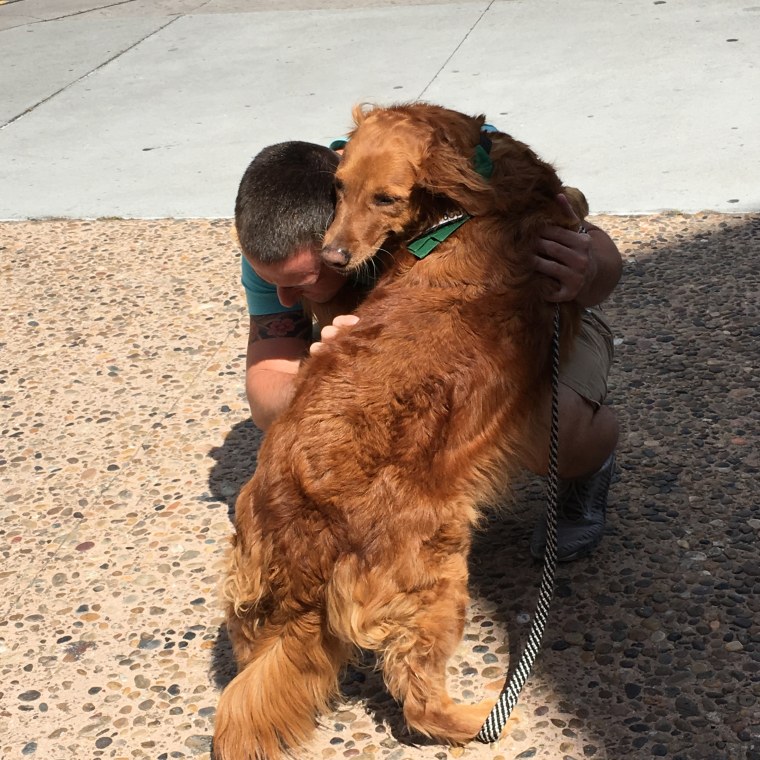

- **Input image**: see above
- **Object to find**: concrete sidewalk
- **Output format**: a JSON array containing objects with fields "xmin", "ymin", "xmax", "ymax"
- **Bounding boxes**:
[{"xmin": 1, "ymin": 0, "xmax": 759, "ymax": 218}]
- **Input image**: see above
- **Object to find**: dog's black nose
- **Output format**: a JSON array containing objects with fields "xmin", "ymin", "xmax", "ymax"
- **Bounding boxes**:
[{"xmin": 322, "ymin": 245, "xmax": 351, "ymax": 268}]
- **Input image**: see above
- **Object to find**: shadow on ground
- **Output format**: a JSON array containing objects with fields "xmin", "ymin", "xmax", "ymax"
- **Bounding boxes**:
[
  {"xmin": 207, "ymin": 418, "xmax": 262, "ymax": 519},
  {"xmin": 468, "ymin": 214, "xmax": 760, "ymax": 759}
]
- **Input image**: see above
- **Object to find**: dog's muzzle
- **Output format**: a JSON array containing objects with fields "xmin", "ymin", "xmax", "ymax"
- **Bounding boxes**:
[{"xmin": 322, "ymin": 245, "xmax": 351, "ymax": 269}]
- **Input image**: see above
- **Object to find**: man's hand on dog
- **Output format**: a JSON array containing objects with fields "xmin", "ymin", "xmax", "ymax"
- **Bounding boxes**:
[
  {"xmin": 309, "ymin": 314, "xmax": 360, "ymax": 355},
  {"xmin": 535, "ymin": 193, "xmax": 598, "ymax": 304}
]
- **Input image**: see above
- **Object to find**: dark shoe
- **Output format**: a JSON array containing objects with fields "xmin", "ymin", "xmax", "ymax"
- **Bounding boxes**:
[{"xmin": 530, "ymin": 452, "xmax": 615, "ymax": 562}]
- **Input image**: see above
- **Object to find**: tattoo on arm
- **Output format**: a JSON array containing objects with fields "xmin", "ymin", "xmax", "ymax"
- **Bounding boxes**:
[{"xmin": 249, "ymin": 311, "xmax": 312, "ymax": 344}]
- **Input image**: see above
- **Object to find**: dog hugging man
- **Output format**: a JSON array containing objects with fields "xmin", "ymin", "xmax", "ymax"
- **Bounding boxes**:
[{"xmin": 234, "ymin": 136, "xmax": 622, "ymax": 563}]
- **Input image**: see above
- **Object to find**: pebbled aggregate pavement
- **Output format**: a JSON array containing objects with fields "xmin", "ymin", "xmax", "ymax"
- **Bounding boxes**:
[{"xmin": 1, "ymin": 211, "xmax": 758, "ymax": 759}]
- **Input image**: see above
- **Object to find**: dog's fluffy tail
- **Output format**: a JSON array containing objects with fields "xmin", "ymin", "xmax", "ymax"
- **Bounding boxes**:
[{"xmin": 213, "ymin": 608, "xmax": 346, "ymax": 760}]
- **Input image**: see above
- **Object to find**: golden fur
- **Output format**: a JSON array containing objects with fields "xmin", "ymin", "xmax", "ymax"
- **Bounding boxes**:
[{"xmin": 213, "ymin": 102, "xmax": 584, "ymax": 759}]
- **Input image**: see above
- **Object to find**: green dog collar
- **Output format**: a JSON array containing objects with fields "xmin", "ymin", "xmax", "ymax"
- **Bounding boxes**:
[{"xmin": 407, "ymin": 214, "xmax": 471, "ymax": 259}]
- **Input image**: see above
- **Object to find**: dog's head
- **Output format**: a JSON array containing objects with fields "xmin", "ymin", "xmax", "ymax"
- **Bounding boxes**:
[{"xmin": 322, "ymin": 103, "xmax": 497, "ymax": 272}]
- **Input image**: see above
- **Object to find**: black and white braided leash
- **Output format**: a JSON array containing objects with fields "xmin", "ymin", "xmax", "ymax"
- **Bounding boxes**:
[{"xmin": 476, "ymin": 303, "xmax": 562, "ymax": 743}]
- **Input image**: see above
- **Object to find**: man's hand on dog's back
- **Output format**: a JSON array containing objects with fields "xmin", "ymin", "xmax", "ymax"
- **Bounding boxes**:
[
  {"xmin": 309, "ymin": 314, "xmax": 360, "ymax": 356},
  {"xmin": 536, "ymin": 193, "xmax": 622, "ymax": 306}
]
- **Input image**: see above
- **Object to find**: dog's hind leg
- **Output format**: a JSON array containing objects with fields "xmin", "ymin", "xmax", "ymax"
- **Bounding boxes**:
[{"xmin": 379, "ymin": 559, "xmax": 501, "ymax": 744}]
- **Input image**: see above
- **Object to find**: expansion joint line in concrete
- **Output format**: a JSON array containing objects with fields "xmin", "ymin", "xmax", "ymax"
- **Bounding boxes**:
[
  {"xmin": 0, "ymin": 0, "xmax": 146, "ymax": 31},
  {"xmin": 417, "ymin": 0, "xmax": 496, "ymax": 101},
  {"xmin": 1, "ymin": 13, "xmax": 181, "ymax": 130},
  {"xmin": 5, "ymin": 0, "xmax": 140, "ymax": 19}
]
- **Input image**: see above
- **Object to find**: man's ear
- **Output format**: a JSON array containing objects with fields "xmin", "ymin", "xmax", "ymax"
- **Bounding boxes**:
[{"xmin": 230, "ymin": 223, "xmax": 240, "ymax": 247}]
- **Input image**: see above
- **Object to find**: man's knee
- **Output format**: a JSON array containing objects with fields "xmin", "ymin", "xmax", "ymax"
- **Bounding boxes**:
[
  {"xmin": 523, "ymin": 386, "xmax": 618, "ymax": 480},
  {"xmin": 557, "ymin": 390, "xmax": 618, "ymax": 479}
]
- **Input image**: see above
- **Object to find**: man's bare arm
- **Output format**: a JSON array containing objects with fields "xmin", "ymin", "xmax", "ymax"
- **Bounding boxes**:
[{"xmin": 246, "ymin": 312, "xmax": 311, "ymax": 430}]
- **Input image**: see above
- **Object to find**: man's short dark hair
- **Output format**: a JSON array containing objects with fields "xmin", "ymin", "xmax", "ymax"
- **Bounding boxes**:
[{"xmin": 235, "ymin": 141, "xmax": 339, "ymax": 264}]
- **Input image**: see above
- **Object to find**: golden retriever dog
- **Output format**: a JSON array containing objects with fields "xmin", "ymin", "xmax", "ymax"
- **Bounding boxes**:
[{"xmin": 213, "ymin": 102, "xmax": 584, "ymax": 759}]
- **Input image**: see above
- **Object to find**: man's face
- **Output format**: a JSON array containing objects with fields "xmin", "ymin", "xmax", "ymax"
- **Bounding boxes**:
[{"xmin": 250, "ymin": 244, "xmax": 346, "ymax": 308}]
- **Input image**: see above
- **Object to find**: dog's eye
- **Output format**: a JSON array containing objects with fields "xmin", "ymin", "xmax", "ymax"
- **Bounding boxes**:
[
  {"xmin": 374, "ymin": 193, "xmax": 397, "ymax": 206},
  {"xmin": 335, "ymin": 179, "xmax": 345, "ymax": 195}
]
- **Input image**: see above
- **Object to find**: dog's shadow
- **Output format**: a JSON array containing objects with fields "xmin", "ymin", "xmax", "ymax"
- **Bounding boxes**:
[
  {"xmin": 207, "ymin": 419, "xmax": 262, "ymax": 691},
  {"xmin": 207, "ymin": 418, "xmax": 263, "ymax": 521},
  {"xmin": 207, "ymin": 421, "xmax": 557, "ymax": 748}
]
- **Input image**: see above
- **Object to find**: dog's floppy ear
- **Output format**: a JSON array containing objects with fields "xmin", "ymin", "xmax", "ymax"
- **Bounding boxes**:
[{"xmin": 414, "ymin": 108, "xmax": 497, "ymax": 217}]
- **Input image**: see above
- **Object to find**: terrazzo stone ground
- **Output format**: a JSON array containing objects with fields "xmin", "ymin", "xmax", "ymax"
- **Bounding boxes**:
[{"xmin": 1, "ymin": 213, "xmax": 758, "ymax": 760}]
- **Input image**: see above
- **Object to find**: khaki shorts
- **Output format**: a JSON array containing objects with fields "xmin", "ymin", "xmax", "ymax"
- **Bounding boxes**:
[{"xmin": 560, "ymin": 307, "xmax": 615, "ymax": 408}]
